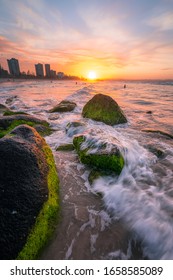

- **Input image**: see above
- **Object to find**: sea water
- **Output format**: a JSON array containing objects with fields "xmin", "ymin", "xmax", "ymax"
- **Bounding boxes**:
[{"xmin": 0, "ymin": 79, "xmax": 173, "ymax": 259}]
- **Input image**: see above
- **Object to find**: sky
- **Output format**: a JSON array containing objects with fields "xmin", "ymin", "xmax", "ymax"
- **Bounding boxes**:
[{"xmin": 0, "ymin": 0, "xmax": 173, "ymax": 79}]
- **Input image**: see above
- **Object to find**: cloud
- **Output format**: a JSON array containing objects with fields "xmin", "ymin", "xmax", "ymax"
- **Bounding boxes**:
[{"xmin": 146, "ymin": 11, "xmax": 173, "ymax": 31}]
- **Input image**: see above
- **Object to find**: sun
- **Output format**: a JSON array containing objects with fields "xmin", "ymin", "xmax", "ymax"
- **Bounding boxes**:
[{"xmin": 87, "ymin": 71, "xmax": 97, "ymax": 80}]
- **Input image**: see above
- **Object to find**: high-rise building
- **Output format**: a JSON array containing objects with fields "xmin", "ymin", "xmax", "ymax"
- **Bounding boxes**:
[
  {"xmin": 45, "ymin": 64, "xmax": 50, "ymax": 77},
  {"xmin": 50, "ymin": 70, "xmax": 56, "ymax": 78},
  {"xmin": 35, "ymin": 63, "xmax": 44, "ymax": 77},
  {"xmin": 7, "ymin": 58, "xmax": 20, "ymax": 76}
]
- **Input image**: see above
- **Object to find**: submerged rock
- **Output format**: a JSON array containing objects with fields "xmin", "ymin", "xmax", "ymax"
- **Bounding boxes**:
[
  {"xmin": 73, "ymin": 134, "xmax": 124, "ymax": 175},
  {"xmin": 142, "ymin": 129, "xmax": 173, "ymax": 139},
  {"xmin": 66, "ymin": 121, "xmax": 85, "ymax": 137},
  {"xmin": 0, "ymin": 125, "xmax": 59, "ymax": 259},
  {"xmin": 82, "ymin": 94, "xmax": 127, "ymax": 126},
  {"xmin": 0, "ymin": 114, "xmax": 51, "ymax": 138},
  {"xmin": 0, "ymin": 104, "xmax": 10, "ymax": 115},
  {"xmin": 49, "ymin": 100, "xmax": 77, "ymax": 113},
  {"xmin": 56, "ymin": 143, "xmax": 74, "ymax": 151},
  {"xmin": 88, "ymin": 169, "xmax": 116, "ymax": 186},
  {"xmin": 5, "ymin": 95, "xmax": 17, "ymax": 105}
]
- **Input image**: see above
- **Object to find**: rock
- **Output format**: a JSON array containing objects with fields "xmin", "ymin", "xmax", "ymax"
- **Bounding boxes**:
[
  {"xmin": 146, "ymin": 111, "xmax": 152, "ymax": 114},
  {"xmin": 146, "ymin": 144, "xmax": 165, "ymax": 158},
  {"xmin": 88, "ymin": 169, "xmax": 115, "ymax": 185},
  {"xmin": 5, "ymin": 95, "xmax": 17, "ymax": 105},
  {"xmin": 3, "ymin": 110, "xmax": 28, "ymax": 116},
  {"xmin": 142, "ymin": 129, "xmax": 173, "ymax": 139},
  {"xmin": 0, "ymin": 125, "xmax": 59, "ymax": 260},
  {"xmin": 49, "ymin": 100, "xmax": 77, "ymax": 113},
  {"xmin": 0, "ymin": 104, "xmax": 10, "ymax": 115},
  {"xmin": 65, "ymin": 121, "xmax": 85, "ymax": 137},
  {"xmin": 0, "ymin": 114, "xmax": 50, "ymax": 138},
  {"xmin": 33, "ymin": 124, "xmax": 52, "ymax": 136},
  {"xmin": 0, "ymin": 103, "xmax": 28, "ymax": 117},
  {"xmin": 82, "ymin": 94, "xmax": 127, "ymax": 125},
  {"xmin": 56, "ymin": 143, "xmax": 74, "ymax": 151},
  {"xmin": 73, "ymin": 135, "xmax": 124, "ymax": 174}
]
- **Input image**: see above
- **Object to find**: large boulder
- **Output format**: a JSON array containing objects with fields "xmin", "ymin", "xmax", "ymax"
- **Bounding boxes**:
[
  {"xmin": 0, "ymin": 114, "xmax": 51, "ymax": 138},
  {"xmin": 73, "ymin": 135, "xmax": 124, "ymax": 175},
  {"xmin": 49, "ymin": 100, "xmax": 77, "ymax": 113},
  {"xmin": 0, "ymin": 125, "xmax": 59, "ymax": 259},
  {"xmin": 82, "ymin": 94, "xmax": 127, "ymax": 125}
]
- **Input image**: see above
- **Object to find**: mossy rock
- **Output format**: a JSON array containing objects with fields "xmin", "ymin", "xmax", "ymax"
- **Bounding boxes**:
[
  {"xmin": 0, "ymin": 114, "xmax": 51, "ymax": 138},
  {"xmin": 3, "ymin": 110, "xmax": 28, "ymax": 116},
  {"xmin": 82, "ymin": 94, "xmax": 127, "ymax": 126},
  {"xmin": 73, "ymin": 135, "xmax": 124, "ymax": 175},
  {"xmin": 56, "ymin": 144, "xmax": 74, "ymax": 151},
  {"xmin": 0, "ymin": 125, "xmax": 60, "ymax": 260},
  {"xmin": 49, "ymin": 100, "xmax": 77, "ymax": 113}
]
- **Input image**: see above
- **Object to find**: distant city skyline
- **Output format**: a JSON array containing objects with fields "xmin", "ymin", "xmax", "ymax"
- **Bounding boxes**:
[
  {"xmin": 1, "ymin": 57, "xmax": 66, "ymax": 78},
  {"xmin": 0, "ymin": 1, "xmax": 173, "ymax": 79}
]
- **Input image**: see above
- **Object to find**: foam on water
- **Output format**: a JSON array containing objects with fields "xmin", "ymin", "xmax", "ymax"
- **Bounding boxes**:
[{"xmin": 92, "ymin": 138, "xmax": 173, "ymax": 259}]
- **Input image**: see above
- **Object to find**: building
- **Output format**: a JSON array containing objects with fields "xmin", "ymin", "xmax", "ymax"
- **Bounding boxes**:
[
  {"xmin": 7, "ymin": 58, "xmax": 20, "ymax": 76},
  {"xmin": 50, "ymin": 70, "xmax": 56, "ymax": 78},
  {"xmin": 35, "ymin": 63, "xmax": 44, "ymax": 77},
  {"xmin": 45, "ymin": 64, "xmax": 51, "ymax": 78},
  {"xmin": 0, "ymin": 64, "xmax": 9, "ymax": 77},
  {"xmin": 57, "ymin": 72, "xmax": 64, "ymax": 79}
]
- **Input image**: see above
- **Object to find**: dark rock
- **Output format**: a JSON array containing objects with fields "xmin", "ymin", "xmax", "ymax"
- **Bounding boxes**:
[
  {"xmin": 33, "ymin": 124, "xmax": 52, "ymax": 136},
  {"xmin": 146, "ymin": 111, "xmax": 152, "ymax": 114},
  {"xmin": 146, "ymin": 144, "xmax": 165, "ymax": 158},
  {"xmin": 5, "ymin": 95, "xmax": 17, "ymax": 105},
  {"xmin": 0, "ymin": 125, "xmax": 50, "ymax": 259},
  {"xmin": 0, "ymin": 104, "xmax": 10, "ymax": 115},
  {"xmin": 142, "ymin": 129, "xmax": 173, "ymax": 139},
  {"xmin": 49, "ymin": 100, "xmax": 77, "ymax": 113},
  {"xmin": 82, "ymin": 94, "xmax": 127, "ymax": 125}
]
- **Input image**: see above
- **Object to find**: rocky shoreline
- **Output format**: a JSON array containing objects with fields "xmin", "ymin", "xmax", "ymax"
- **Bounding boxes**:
[{"xmin": 0, "ymin": 94, "xmax": 142, "ymax": 260}]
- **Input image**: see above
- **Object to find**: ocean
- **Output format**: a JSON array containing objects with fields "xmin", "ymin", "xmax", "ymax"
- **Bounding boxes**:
[{"xmin": 0, "ymin": 79, "xmax": 173, "ymax": 259}]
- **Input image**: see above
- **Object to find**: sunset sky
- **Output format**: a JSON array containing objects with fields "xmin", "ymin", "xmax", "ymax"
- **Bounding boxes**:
[{"xmin": 0, "ymin": 0, "xmax": 173, "ymax": 79}]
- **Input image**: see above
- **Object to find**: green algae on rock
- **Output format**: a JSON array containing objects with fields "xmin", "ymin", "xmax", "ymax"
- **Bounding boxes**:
[
  {"xmin": 73, "ymin": 135, "xmax": 124, "ymax": 175},
  {"xmin": 0, "ymin": 114, "xmax": 51, "ymax": 138},
  {"xmin": 82, "ymin": 94, "xmax": 127, "ymax": 126},
  {"xmin": 49, "ymin": 100, "xmax": 77, "ymax": 113},
  {"xmin": 0, "ymin": 125, "xmax": 60, "ymax": 260}
]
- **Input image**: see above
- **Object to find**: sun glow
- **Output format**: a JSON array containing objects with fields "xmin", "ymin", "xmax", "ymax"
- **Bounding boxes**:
[{"xmin": 87, "ymin": 71, "xmax": 97, "ymax": 80}]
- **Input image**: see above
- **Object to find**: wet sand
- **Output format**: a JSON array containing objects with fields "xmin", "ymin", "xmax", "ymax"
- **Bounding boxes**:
[{"xmin": 40, "ymin": 151, "xmax": 133, "ymax": 260}]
